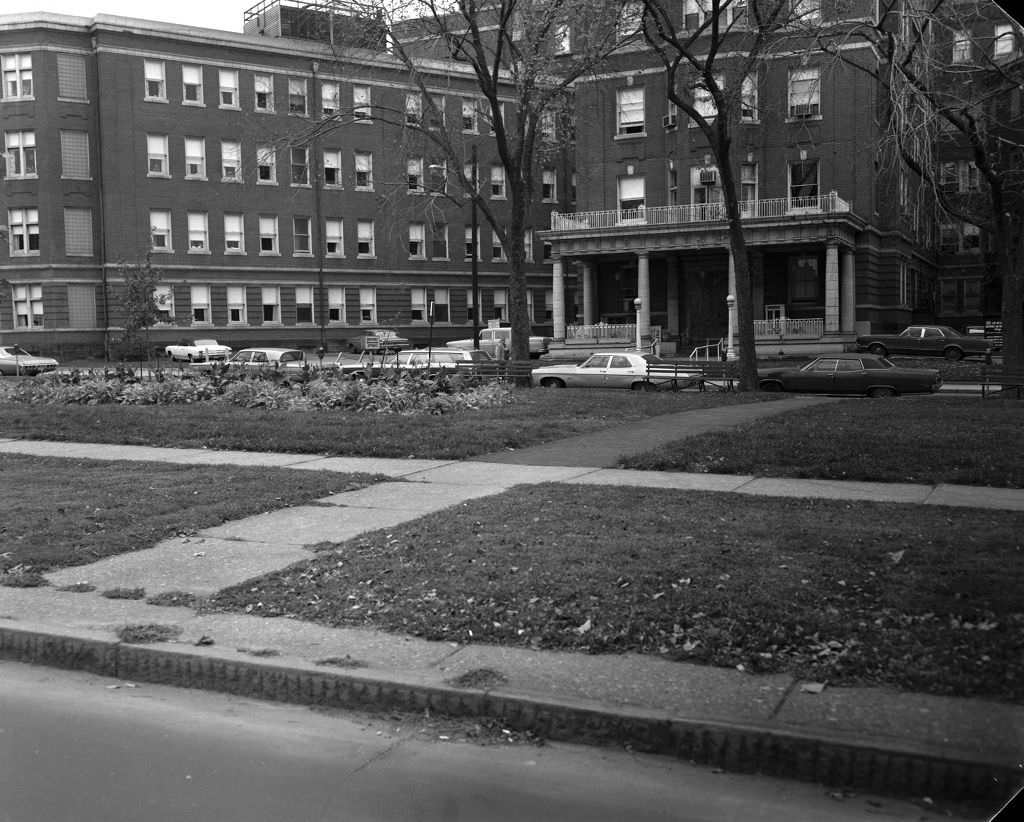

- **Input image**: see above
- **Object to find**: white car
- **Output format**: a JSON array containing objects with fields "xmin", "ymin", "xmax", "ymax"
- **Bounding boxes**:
[
  {"xmin": 164, "ymin": 338, "xmax": 233, "ymax": 362},
  {"xmin": 531, "ymin": 351, "xmax": 700, "ymax": 390},
  {"xmin": 0, "ymin": 344, "xmax": 59, "ymax": 376},
  {"xmin": 447, "ymin": 326, "xmax": 551, "ymax": 358}
]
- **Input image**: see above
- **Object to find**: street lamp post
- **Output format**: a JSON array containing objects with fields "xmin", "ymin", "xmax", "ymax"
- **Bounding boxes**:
[
  {"xmin": 726, "ymin": 294, "xmax": 736, "ymax": 361},
  {"xmin": 633, "ymin": 296, "xmax": 642, "ymax": 352}
]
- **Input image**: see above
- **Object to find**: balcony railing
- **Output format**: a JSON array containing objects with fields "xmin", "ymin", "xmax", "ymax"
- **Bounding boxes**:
[
  {"xmin": 753, "ymin": 318, "xmax": 824, "ymax": 339},
  {"xmin": 550, "ymin": 192, "xmax": 851, "ymax": 232}
]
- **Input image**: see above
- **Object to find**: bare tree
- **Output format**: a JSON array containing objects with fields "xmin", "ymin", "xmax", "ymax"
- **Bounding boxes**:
[
  {"xmin": 117, "ymin": 255, "xmax": 165, "ymax": 365},
  {"xmin": 314, "ymin": 0, "xmax": 635, "ymax": 360},
  {"xmin": 639, "ymin": 0, "xmax": 823, "ymax": 389},
  {"xmin": 817, "ymin": 0, "xmax": 1024, "ymax": 367}
]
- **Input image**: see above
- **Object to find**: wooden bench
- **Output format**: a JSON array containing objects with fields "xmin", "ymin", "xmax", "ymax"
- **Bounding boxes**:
[
  {"xmin": 940, "ymin": 367, "xmax": 1024, "ymax": 397},
  {"xmin": 696, "ymin": 361, "xmax": 739, "ymax": 392},
  {"xmin": 644, "ymin": 360, "xmax": 738, "ymax": 391}
]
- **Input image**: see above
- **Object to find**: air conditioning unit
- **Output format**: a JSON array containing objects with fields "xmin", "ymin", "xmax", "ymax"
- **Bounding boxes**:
[
  {"xmin": 662, "ymin": 113, "xmax": 677, "ymax": 129},
  {"xmin": 790, "ymin": 103, "xmax": 819, "ymax": 117},
  {"xmin": 699, "ymin": 168, "xmax": 717, "ymax": 185}
]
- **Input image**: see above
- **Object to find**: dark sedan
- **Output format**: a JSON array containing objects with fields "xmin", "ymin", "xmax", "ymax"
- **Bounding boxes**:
[
  {"xmin": 855, "ymin": 325, "xmax": 991, "ymax": 361},
  {"xmin": 757, "ymin": 354, "xmax": 941, "ymax": 397}
]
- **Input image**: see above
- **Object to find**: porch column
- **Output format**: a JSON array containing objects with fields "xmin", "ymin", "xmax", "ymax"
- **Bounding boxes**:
[
  {"xmin": 637, "ymin": 251, "xmax": 651, "ymax": 345},
  {"xmin": 825, "ymin": 239, "xmax": 840, "ymax": 333},
  {"xmin": 726, "ymin": 251, "xmax": 737, "ymax": 360},
  {"xmin": 582, "ymin": 262, "xmax": 595, "ymax": 326},
  {"xmin": 665, "ymin": 257, "xmax": 680, "ymax": 340},
  {"xmin": 552, "ymin": 255, "xmax": 566, "ymax": 342},
  {"xmin": 840, "ymin": 247, "xmax": 856, "ymax": 334}
]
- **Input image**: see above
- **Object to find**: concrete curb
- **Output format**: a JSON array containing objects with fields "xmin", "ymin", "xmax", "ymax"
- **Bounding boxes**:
[{"xmin": 1, "ymin": 621, "xmax": 1016, "ymax": 805}]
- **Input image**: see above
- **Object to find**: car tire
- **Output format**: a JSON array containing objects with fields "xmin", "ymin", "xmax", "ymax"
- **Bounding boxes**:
[
  {"xmin": 868, "ymin": 386, "xmax": 898, "ymax": 398},
  {"xmin": 868, "ymin": 343, "xmax": 887, "ymax": 357},
  {"xmin": 539, "ymin": 377, "xmax": 566, "ymax": 388},
  {"xmin": 943, "ymin": 347, "xmax": 963, "ymax": 361},
  {"xmin": 758, "ymin": 381, "xmax": 784, "ymax": 392}
]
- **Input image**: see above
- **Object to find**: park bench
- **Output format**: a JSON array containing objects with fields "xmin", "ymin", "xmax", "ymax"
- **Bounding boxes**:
[
  {"xmin": 940, "ymin": 366, "xmax": 1024, "ymax": 397},
  {"xmin": 696, "ymin": 361, "xmax": 739, "ymax": 392},
  {"xmin": 644, "ymin": 360, "xmax": 738, "ymax": 391}
]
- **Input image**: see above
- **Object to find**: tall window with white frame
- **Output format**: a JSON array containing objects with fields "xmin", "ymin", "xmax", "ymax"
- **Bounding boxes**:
[
  {"xmin": 408, "ymin": 222, "xmax": 425, "ymax": 258},
  {"xmin": 490, "ymin": 165, "xmax": 506, "ymax": 198},
  {"xmin": 617, "ymin": 175, "xmax": 645, "ymax": 216},
  {"xmin": 262, "ymin": 287, "xmax": 280, "ymax": 323},
  {"xmin": 191, "ymin": 285, "xmax": 211, "ymax": 323},
  {"xmin": 144, "ymin": 59, "xmax": 165, "ymax": 100},
  {"xmin": 153, "ymin": 285, "xmax": 174, "ymax": 323},
  {"xmin": 407, "ymin": 157, "xmax": 424, "ymax": 192},
  {"xmin": 221, "ymin": 140, "xmax": 241, "ymax": 181},
  {"xmin": 788, "ymin": 67, "xmax": 820, "ymax": 118},
  {"xmin": 227, "ymin": 285, "xmax": 247, "ymax": 324},
  {"xmin": 254, "ymin": 73, "xmax": 274, "ymax": 111},
  {"xmin": 184, "ymin": 137, "xmax": 206, "ymax": 179},
  {"xmin": 182, "ymin": 64, "xmax": 204, "ymax": 105},
  {"xmin": 150, "ymin": 209, "xmax": 172, "ymax": 251},
  {"xmin": 740, "ymin": 162, "xmax": 758, "ymax": 216},
  {"xmin": 542, "ymin": 169, "xmax": 557, "ymax": 202},
  {"xmin": 259, "ymin": 215, "xmax": 278, "ymax": 254},
  {"xmin": 359, "ymin": 287, "xmax": 376, "ymax": 322},
  {"xmin": 13, "ymin": 284, "xmax": 43, "ymax": 327},
  {"xmin": 411, "ymin": 287, "xmax": 427, "ymax": 321},
  {"xmin": 257, "ymin": 146, "xmax": 276, "ymax": 183},
  {"xmin": 325, "ymin": 219, "xmax": 344, "ymax": 256},
  {"xmin": 4, "ymin": 130, "xmax": 37, "ymax": 177},
  {"xmin": 224, "ymin": 213, "xmax": 244, "ymax": 253},
  {"xmin": 323, "ymin": 149, "xmax": 342, "ymax": 186},
  {"xmin": 616, "ymin": 87, "xmax": 645, "ymax": 135},
  {"xmin": 291, "ymin": 147, "xmax": 310, "ymax": 185},
  {"xmin": 3, "ymin": 54, "xmax": 33, "ymax": 99},
  {"xmin": 789, "ymin": 159, "xmax": 819, "ymax": 204},
  {"xmin": 432, "ymin": 222, "xmax": 448, "ymax": 259},
  {"xmin": 328, "ymin": 286, "xmax": 345, "ymax": 322},
  {"xmin": 354, "ymin": 151, "xmax": 372, "ymax": 189},
  {"xmin": 219, "ymin": 69, "xmax": 238, "ymax": 108},
  {"xmin": 433, "ymin": 288, "xmax": 450, "ymax": 322},
  {"xmin": 187, "ymin": 211, "xmax": 209, "ymax": 251},
  {"xmin": 321, "ymin": 81, "xmax": 339, "ymax": 116},
  {"xmin": 357, "ymin": 220, "xmax": 375, "ymax": 257},
  {"xmin": 9, "ymin": 208, "xmax": 39, "ymax": 254},
  {"xmin": 492, "ymin": 288, "xmax": 507, "ymax": 321},
  {"xmin": 147, "ymin": 134, "xmax": 169, "ymax": 176},
  {"xmin": 353, "ymin": 84, "xmax": 371, "ymax": 119},
  {"xmin": 288, "ymin": 77, "xmax": 307, "ymax": 114},
  {"xmin": 295, "ymin": 286, "xmax": 315, "ymax": 323},
  {"xmin": 293, "ymin": 216, "xmax": 312, "ymax": 254}
]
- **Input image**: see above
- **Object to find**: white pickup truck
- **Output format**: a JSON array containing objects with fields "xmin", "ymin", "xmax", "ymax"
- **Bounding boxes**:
[{"xmin": 446, "ymin": 327, "xmax": 552, "ymax": 359}]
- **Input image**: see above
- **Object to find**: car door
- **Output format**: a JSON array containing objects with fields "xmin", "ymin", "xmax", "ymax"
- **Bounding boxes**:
[
  {"xmin": 831, "ymin": 358, "xmax": 872, "ymax": 394},
  {"xmin": 788, "ymin": 358, "xmax": 838, "ymax": 392},
  {"xmin": 572, "ymin": 355, "xmax": 611, "ymax": 387},
  {"xmin": 605, "ymin": 355, "xmax": 641, "ymax": 388},
  {"xmin": 893, "ymin": 327, "xmax": 924, "ymax": 355}
]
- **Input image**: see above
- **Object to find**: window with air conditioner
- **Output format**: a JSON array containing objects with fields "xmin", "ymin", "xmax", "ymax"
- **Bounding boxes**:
[{"xmin": 788, "ymin": 68, "xmax": 820, "ymax": 118}]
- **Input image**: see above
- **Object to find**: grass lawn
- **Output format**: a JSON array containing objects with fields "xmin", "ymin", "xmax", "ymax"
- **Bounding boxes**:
[
  {"xmin": 205, "ymin": 483, "xmax": 1024, "ymax": 702},
  {"xmin": 623, "ymin": 395, "xmax": 1024, "ymax": 488},
  {"xmin": 0, "ymin": 454, "xmax": 380, "ymax": 575}
]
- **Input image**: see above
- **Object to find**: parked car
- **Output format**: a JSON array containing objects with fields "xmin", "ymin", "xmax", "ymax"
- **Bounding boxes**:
[
  {"xmin": 447, "ymin": 326, "xmax": 552, "ymax": 359},
  {"xmin": 164, "ymin": 338, "xmax": 232, "ymax": 362},
  {"xmin": 855, "ymin": 325, "xmax": 991, "ymax": 361},
  {"xmin": 531, "ymin": 351, "xmax": 699, "ymax": 390},
  {"xmin": 394, "ymin": 348, "xmax": 494, "ymax": 371},
  {"xmin": 216, "ymin": 347, "xmax": 307, "ymax": 375},
  {"xmin": 0, "ymin": 345, "xmax": 59, "ymax": 376},
  {"xmin": 346, "ymin": 329, "xmax": 410, "ymax": 353},
  {"xmin": 757, "ymin": 354, "xmax": 941, "ymax": 397}
]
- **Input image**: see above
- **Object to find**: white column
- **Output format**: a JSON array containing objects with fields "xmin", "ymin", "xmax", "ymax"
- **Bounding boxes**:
[
  {"xmin": 582, "ymin": 262, "xmax": 595, "ymax": 326},
  {"xmin": 840, "ymin": 247, "xmax": 856, "ymax": 334},
  {"xmin": 637, "ymin": 252, "xmax": 651, "ymax": 348},
  {"xmin": 825, "ymin": 240, "xmax": 840, "ymax": 333},
  {"xmin": 552, "ymin": 256, "xmax": 566, "ymax": 342},
  {"xmin": 726, "ymin": 251, "xmax": 737, "ymax": 360}
]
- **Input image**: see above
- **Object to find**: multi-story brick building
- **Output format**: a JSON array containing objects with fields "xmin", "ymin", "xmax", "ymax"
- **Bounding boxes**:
[
  {"xmin": 0, "ymin": 4, "xmax": 557, "ymax": 359},
  {"xmin": 1, "ymin": 1, "xmax": 1019, "ymax": 360}
]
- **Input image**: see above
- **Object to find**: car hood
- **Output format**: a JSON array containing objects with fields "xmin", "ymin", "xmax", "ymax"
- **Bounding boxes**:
[{"xmin": 4, "ymin": 355, "xmax": 58, "ymax": 366}]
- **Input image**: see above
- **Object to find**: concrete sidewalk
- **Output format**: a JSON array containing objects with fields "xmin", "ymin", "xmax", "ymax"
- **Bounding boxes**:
[{"xmin": 1, "ymin": 420, "xmax": 1022, "ymax": 807}]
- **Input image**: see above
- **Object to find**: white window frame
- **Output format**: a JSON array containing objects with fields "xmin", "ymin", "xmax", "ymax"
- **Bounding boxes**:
[
  {"xmin": 492, "ymin": 288, "xmax": 508, "ymax": 321},
  {"xmin": 788, "ymin": 159, "xmax": 820, "ymax": 203},
  {"xmin": 291, "ymin": 146, "xmax": 310, "ymax": 186},
  {"xmin": 323, "ymin": 149, "xmax": 342, "ymax": 186},
  {"xmin": 410, "ymin": 286, "xmax": 428, "ymax": 321},
  {"xmin": 741, "ymin": 74, "xmax": 758, "ymax": 121},
  {"xmin": 227, "ymin": 285, "xmax": 247, "ymax": 324},
  {"xmin": 433, "ymin": 287, "xmax": 450, "ymax": 323},
  {"xmin": 182, "ymin": 64, "xmax": 204, "ymax": 105},
  {"xmin": 359, "ymin": 287, "xmax": 377, "ymax": 323},
  {"xmin": 357, "ymin": 220, "xmax": 375, "ymax": 257},
  {"xmin": 293, "ymin": 216, "xmax": 312, "ymax": 255},
  {"xmin": 408, "ymin": 222, "xmax": 425, "ymax": 259},
  {"xmin": 144, "ymin": 59, "xmax": 165, "ymax": 101},
  {"xmin": 259, "ymin": 215, "xmax": 279, "ymax": 255},
  {"xmin": 8, "ymin": 207, "xmax": 39, "ymax": 255},
  {"xmin": 320, "ymin": 80, "xmax": 340, "ymax": 116},
  {"xmin": 405, "ymin": 92, "xmax": 422, "ymax": 126},
  {"xmin": 616, "ymin": 87, "xmax": 645, "ymax": 135},
  {"xmin": 617, "ymin": 175, "xmax": 646, "ymax": 213},
  {"xmin": 221, "ymin": 140, "xmax": 241, "ymax": 181},
  {"xmin": 219, "ymin": 69, "xmax": 238, "ymax": 108},
  {"xmin": 191, "ymin": 284, "xmax": 212, "ymax": 324},
  {"xmin": 254, "ymin": 73, "xmax": 274, "ymax": 111},
  {"xmin": 994, "ymin": 24, "xmax": 1016, "ymax": 58},
  {"xmin": 491, "ymin": 228, "xmax": 506, "ymax": 262},
  {"xmin": 4, "ymin": 130, "xmax": 37, "ymax": 178},
  {"xmin": 153, "ymin": 285, "xmax": 175, "ymax": 323},
  {"xmin": 187, "ymin": 211, "xmax": 209, "ymax": 252},
  {"xmin": 295, "ymin": 285, "xmax": 315, "ymax": 324},
  {"xmin": 262, "ymin": 286, "xmax": 281, "ymax": 324},
  {"xmin": 461, "ymin": 98, "xmax": 478, "ymax": 132},
  {"xmin": 150, "ymin": 209, "xmax": 172, "ymax": 252},
  {"xmin": 328, "ymin": 286, "xmax": 346, "ymax": 323},
  {"xmin": 147, "ymin": 134, "xmax": 169, "ymax": 177},
  {"xmin": 407, "ymin": 157, "xmax": 425, "ymax": 192},
  {"xmin": 257, "ymin": 146, "xmax": 276, "ymax": 184},
  {"xmin": 354, "ymin": 151, "xmax": 373, "ymax": 189},
  {"xmin": 184, "ymin": 136, "xmax": 206, "ymax": 179},
  {"xmin": 788, "ymin": 67, "xmax": 821, "ymax": 118},
  {"xmin": 288, "ymin": 77, "xmax": 308, "ymax": 115},
  {"xmin": 325, "ymin": 219, "xmax": 345, "ymax": 256},
  {"xmin": 353, "ymin": 84, "xmax": 371, "ymax": 120},
  {"xmin": 2, "ymin": 54, "xmax": 32, "ymax": 100},
  {"xmin": 490, "ymin": 165, "xmax": 506, "ymax": 199},
  {"xmin": 693, "ymin": 78, "xmax": 720, "ymax": 121},
  {"xmin": 224, "ymin": 213, "xmax": 245, "ymax": 253},
  {"xmin": 13, "ymin": 284, "xmax": 44, "ymax": 328},
  {"xmin": 524, "ymin": 228, "xmax": 534, "ymax": 262},
  {"xmin": 431, "ymin": 222, "xmax": 448, "ymax": 259},
  {"xmin": 542, "ymin": 169, "xmax": 557, "ymax": 202}
]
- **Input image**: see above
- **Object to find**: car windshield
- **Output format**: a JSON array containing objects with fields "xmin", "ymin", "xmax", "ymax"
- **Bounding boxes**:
[
  {"xmin": 861, "ymin": 357, "xmax": 895, "ymax": 370},
  {"xmin": 3, "ymin": 346, "xmax": 33, "ymax": 357}
]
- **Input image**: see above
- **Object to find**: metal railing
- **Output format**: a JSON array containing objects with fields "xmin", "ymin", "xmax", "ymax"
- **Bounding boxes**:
[
  {"xmin": 566, "ymin": 322, "xmax": 637, "ymax": 341},
  {"xmin": 688, "ymin": 339, "xmax": 723, "ymax": 360},
  {"xmin": 550, "ymin": 192, "xmax": 851, "ymax": 232},
  {"xmin": 753, "ymin": 318, "xmax": 824, "ymax": 339}
]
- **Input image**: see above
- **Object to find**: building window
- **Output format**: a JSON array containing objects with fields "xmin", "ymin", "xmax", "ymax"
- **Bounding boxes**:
[
  {"xmin": 667, "ymin": 164, "xmax": 679, "ymax": 205},
  {"xmin": 788, "ymin": 67, "xmax": 820, "ymax": 117},
  {"xmin": 428, "ymin": 160, "xmax": 447, "ymax": 194},
  {"xmin": 191, "ymin": 284, "xmax": 211, "ymax": 323},
  {"xmin": 224, "ymin": 213, "xmax": 244, "ymax": 253},
  {"xmin": 321, "ymin": 80, "xmax": 339, "ymax": 116},
  {"xmin": 952, "ymin": 31, "xmax": 971, "ymax": 63},
  {"xmin": 64, "ymin": 207, "xmax": 93, "ymax": 256},
  {"xmin": 257, "ymin": 146, "xmax": 276, "ymax": 183},
  {"xmin": 432, "ymin": 288, "xmax": 450, "ymax": 322},
  {"xmin": 994, "ymin": 24, "xmax": 1016, "ymax": 58},
  {"xmin": 465, "ymin": 225, "xmax": 478, "ymax": 261},
  {"xmin": 218, "ymin": 69, "xmax": 238, "ymax": 107},
  {"xmin": 616, "ymin": 87, "xmax": 645, "ymax": 135},
  {"xmin": 262, "ymin": 286, "xmax": 280, "ymax": 323},
  {"xmin": 353, "ymin": 84, "xmax": 371, "ymax": 119},
  {"xmin": 355, "ymin": 151, "xmax": 373, "ymax": 189},
  {"xmin": 8, "ymin": 208, "xmax": 38, "ymax": 255},
  {"xmin": 466, "ymin": 287, "xmax": 477, "ymax": 323},
  {"xmin": 147, "ymin": 134, "xmax": 169, "ymax": 176},
  {"xmin": 357, "ymin": 220, "xmax": 375, "ymax": 257},
  {"xmin": 227, "ymin": 285, "xmax": 247, "ymax": 323},
  {"xmin": 291, "ymin": 146, "xmax": 310, "ymax": 185},
  {"xmin": 539, "ymin": 110, "xmax": 556, "ymax": 141},
  {"xmin": 57, "ymin": 53, "xmax": 88, "ymax": 100},
  {"xmin": 221, "ymin": 140, "xmax": 241, "ymax": 181},
  {"xmin": 684, "ymin": 0, "xmax": 709, "ymax": 29},
  {"xmin": 462, "ymin": 98, "xmax": 478, "ymax": 132},
  {"xmin": 407, "ymin": 157, "xmax": 424, "ymax": 192},
  {"xmin": 741, "ymin": 74, "xmax": 758, "ymax": 121},
  {"xmin": 13, "ymin": 284, "xmax": 43, "ymax": 327},
  {"xmin": 618, "ymin": 1, "xmax": 643, "ymax": 38},
  {"xmin": 2, "ymin": 53, "xmax": 32, "ymax": 100},
  {"xmin": 187, "ymin": 211, "xmax": 209, "ymax": 251},
  {"xmin": 792, "ymin": 0, "xmax": 820, "ymax": 23},
  {"xmin": 254, "ymin": 73, "xmax": 274, "ymax": 111},
  {"xmin": 153, "ymin": 285, "xmax": 175, "ymax": 323},
  {"xmin": 182, "ymin": 64, "xmax": 204, "ymax": 105},
  {"xmin": 405, "ymin": 92, "xmax": 422, "ymax": 126},
  {"xmin": 293, "ymin": 216, "xmax": 312, "ymax": 254},
  {"xmin": 490, "ymin": 165, "xmax": 506, "ymax": 198},
  {"xmin": 555, "ymin": 23, "xmax": 571, "ymax": 53},
  {"xmin": 295, "ymin": 286, "xmax": 315, "ymax": 323},
  {"xmin": 409, "ymin": 222, "xmax": 425, "ymax": 258},
  {"xmin": 328, "ymin": 286, "xmax": 345, "ymax": 322},
  {"xmin": 68, "ymin": 284, "xmax": 96, "ymax": 328},
  {"xmin": 740, "ymin": 162, "xmax": 758, "ymax": 215},
  {"xmin": 259, "ymin": 215, "xmax": 279, "ymax": 254},
  {"xmin": 693, "ymin": 79, "xmax": 719, "ymax": 120},
  {"xmin": 524, "ymin": 228, "xmax": 534, "ymax": 262},
  {"xmin": 323, "ymin": 149, "xmax": 342, "ymax": 186},
  {"xmin": 288, "ymin": 77, "xmax": 307, "ymax": 114},
  {"xmin": 542, "ymin": 169, "xmax": 557, "ymax": 202},
  {"xmin": 359, "ymin": 287, "xmax": 376, "ymax": 322},
  {"xmin": 4, "ymin": 131, "xmax": 36, "ymax": 178},
  {"xmin": 544, "ymin": 289, "xmax": 553, "ymax": 320},
  {"xmin": 491, "ymin": 229, "xmax": 506, "ymax": 262},
  {"xmin": 184, "ymin": 137, "xmax": 206, "ymax": 179},
  {"xmin": 692, "ymin": 166, "xmax": 723, "ymax": 217},
  {"xmin": 150, "ymin": 209, "xmax": 172, "ymax": 251},
  {"xmin": 325, "ymin": 219, "xmax": 344, "ymax": 256},
  {"xmin": 617, "ymin": 175, "xmax": 645, "ymax": 213},
  {"xmin": 789, "ymin": 160, "xmax": 819, "ymax": 202},
  {"xmin": 411, "ymin": 287, "xmax": 427, "ymax": 321},
  {"xmin": 485, "ymin": 101, "xmax": 506, "ymax": 135},
  {"xmin": 426, "ymin": 94, "xmax": 445, "ymax": 129},
  {"xmin": 431, "ymin": 222, "xmax": 448, "ymax": 259},
  {"xmin": 492, "ymin": 288, "xmax": 508, "ymax": 321},
  {"xmin": 144, "ymin": 59, "xmax": 166, "ymax": 100},
  {"xmin": 61, "ymin": 130, "xmax": 90, "ymax": 179}
]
